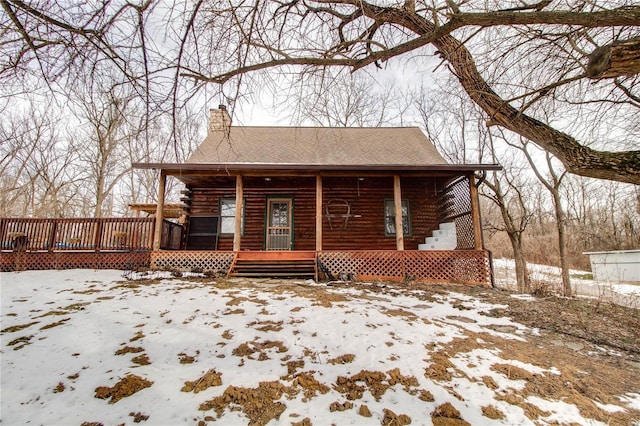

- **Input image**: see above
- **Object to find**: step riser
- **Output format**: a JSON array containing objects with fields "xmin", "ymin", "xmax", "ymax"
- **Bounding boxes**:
[{"xmin": 231, "ymin": 258, "xmax": 316, "ymax": 278}]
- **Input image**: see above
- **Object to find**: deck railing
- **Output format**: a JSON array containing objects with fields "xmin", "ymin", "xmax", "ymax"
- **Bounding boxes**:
[{"xmin": 0, "ymin": 217, "xmax": 179, "ymax": 252}]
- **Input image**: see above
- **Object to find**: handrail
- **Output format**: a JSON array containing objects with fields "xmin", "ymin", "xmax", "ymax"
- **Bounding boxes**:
[{"xmin": 0, "ymin": 217, "xmax": 171, "ymax": 252}]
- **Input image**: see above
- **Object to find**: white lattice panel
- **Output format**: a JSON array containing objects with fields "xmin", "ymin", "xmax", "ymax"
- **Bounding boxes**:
[
  {"xmin": 317, "ymin": 250, "xmax": 490, "ymax": 285},
  {"xmin": 151, "ymin": 251, "xmax": 236, "ymax": 273}
]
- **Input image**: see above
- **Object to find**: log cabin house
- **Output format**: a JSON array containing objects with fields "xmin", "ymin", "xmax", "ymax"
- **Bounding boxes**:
[{"xmin": 132, "ymin": 106, "xmax": 501, "ymax": 285}]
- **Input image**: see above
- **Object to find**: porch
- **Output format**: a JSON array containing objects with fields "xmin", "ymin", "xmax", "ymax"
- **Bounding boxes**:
[
  {"xmin": 0, "ymin": 218, "xmax": 491, "ymax": 285},
  {"xmin": 150, "ymin": 249, "xmax": 491, "ymax": 285}
]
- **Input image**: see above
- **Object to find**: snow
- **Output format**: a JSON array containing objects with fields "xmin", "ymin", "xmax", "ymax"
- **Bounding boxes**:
[
  {"xmin": 621, "ymin": 393, "xmax": 640, "ymax": 411},
  {"xmin": 0, "ymin": 269, "xmax": 633, "ymax": 425}
]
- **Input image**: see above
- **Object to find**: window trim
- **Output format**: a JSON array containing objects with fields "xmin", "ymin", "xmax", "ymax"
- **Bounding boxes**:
[
  {"xmin": 219, "ymin": 197, "xmax": 245, "ymax": 237},
  {"xmin": 384, "ymin": 198, "xmax": 412, "ymax": 237}
]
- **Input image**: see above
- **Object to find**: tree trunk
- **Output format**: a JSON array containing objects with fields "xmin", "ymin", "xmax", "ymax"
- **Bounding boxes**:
[
  {"xmin": 507, "ymin": 229, "xmax": 530, "ymax": 293},
  {"xmin": 552, "ymin": 190, "xmax": 571, "ymax": 296}
]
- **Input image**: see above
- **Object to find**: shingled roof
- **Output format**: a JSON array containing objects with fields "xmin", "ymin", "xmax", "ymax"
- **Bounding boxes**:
[{"xmin": 187, "ymin": 126, "xmax": 447, "ymax": 166}]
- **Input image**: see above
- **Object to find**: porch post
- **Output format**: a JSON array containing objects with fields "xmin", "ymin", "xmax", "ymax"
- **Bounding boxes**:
[
  {"xmin": 469, "ymin": 174, "xmax": 483, "ymax": 250},
  {"xmin": 233, "ymin": 175, "xmax": 243, "ymax": 251},
  {"xmin": 316, "ymin": 175, "xmax": 323, "ymax": 251},
  {"xmin": 393, "ymin": 175, "xmax": 404, "ymax": 251},
  {"xmin": 152, "ymin": 170, "xmax": 167, "ymax": 251}
]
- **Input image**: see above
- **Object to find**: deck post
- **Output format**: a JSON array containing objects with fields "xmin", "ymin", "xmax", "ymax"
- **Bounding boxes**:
[
  {"xmin": 469, "ymin": 174, "xmax": 483, "ymax": 250},
  {"xmin": 316, "ymin": 175, "xmax": 323, "ymax": 251},
  {"xmin": 393, "ymin": 175, "xmax": 404, "ymax": 251},
  {"xmin": 93, "ymin": 219, "xmax": 103, "ymax": 252},
  {"xmin": 47, "ymin": 220, "xmax": 57, "ymax": 252},
  {"xmin": 233, "ymin": 175, "xmax": 243, "ymax": 251},
  {"xmin": 153, "ymin": 170, "xmax": 167, "ymax": 251},
  {"xmin": 0, "ymin": 219, "xmax": 6, "ymax": 250}
]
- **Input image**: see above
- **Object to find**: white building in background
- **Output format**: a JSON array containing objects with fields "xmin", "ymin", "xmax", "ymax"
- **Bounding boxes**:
[{"xmin": 584, "ymin": 250, "xmax": 640, "ymax": 283}]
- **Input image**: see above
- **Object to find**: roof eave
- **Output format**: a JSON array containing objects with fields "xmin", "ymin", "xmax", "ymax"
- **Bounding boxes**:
[{"xmin": 132, "ymin": 162, "xmax": 502, "ymax": 173}]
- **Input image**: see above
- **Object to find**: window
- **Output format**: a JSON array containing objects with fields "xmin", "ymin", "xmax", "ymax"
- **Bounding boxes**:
[
  {"xmin": 384, "ymin": 199, "xmax": 411, "ymax": 237},
  {"xmin": 219, "ymin": 198, "xmax": 245, "ymax": 236}
]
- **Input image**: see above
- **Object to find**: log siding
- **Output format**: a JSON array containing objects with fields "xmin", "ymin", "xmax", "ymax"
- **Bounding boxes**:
[{"xmin": 183, "ymin": 175, "xmax": 448, "ymax": 251}]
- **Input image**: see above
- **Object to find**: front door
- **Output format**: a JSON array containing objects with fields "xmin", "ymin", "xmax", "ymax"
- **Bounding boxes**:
[{"xmin": 266, "ymin": 198, "xmax": 293, "ymax": 250}]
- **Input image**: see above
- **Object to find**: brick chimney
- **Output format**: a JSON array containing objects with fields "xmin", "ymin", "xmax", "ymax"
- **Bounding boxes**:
[{"xmin": 209, "ymin": 105, "xmax": 232, "ymax": 133}]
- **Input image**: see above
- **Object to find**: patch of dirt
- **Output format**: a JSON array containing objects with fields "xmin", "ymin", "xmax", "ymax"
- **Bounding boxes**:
[
  {"xmin": 431, "ymin": 402, "xmax": 469, "ymax": 426},
  {"xmin": 129, "ymin": 331, "xmax": 145, "ymax": 342},
  {"xmin": 131, "ymin": 354, "xmax": 151, "ymax": 366},
  {"xmin": 491, "ymin": 363, "xmax": 536, "ymax": 381},
  {"xmin": 231, "ymin": 340, "xmax": 288, "ymax": 359},
  {"xmin": 199, "ymin": 381, "xmax": 288, "ymax": 426},
  {"xmin": 327, "ymin": 353, "xmax": 355, "ymax": 365},
  {"xmin": 53, "ymin": 382, "xmax": 65, "ymax": 393},
  {"xmin": 329, "ymin": 400, "xmax": 353, "ymax": 411},
  {"xmin": 94, "ymin": 374, "xmax": 153, "ymax": 404},
  {"xmin": 73, "ymin": 289, "xmax": 102, "ymax": 295},
  {"xmin": 225, "ymin": 296, "xmax": 267, "ymax": 306},
  {"xmin": 7, "ymin": 335, "xmax": 33, "ymax": 350},
  {"xmin": 481, "ymin": 405, "xmax": 505, "ymax": 420},
  {"xmin": 289, "ymin": 371, "xmax": 330, "ymax": 400},
  {"xmin": 418, "ymin": 389, "xmax": 435, "ymax": 401},
  {"xmin": 381, "ymin": 308, "xmax": 418, "ymax": 320},
  {"xmin": 284, "ymin": 360, "xmax": 305, "ymax": 375},
  {"xmin": 115, "ymin": 346, "xmax": 144, "ymax": 355},
  {"xmin": 358, "ymin": 404, "xmax": 372, "ymax": 417},
  {"xmin": 424, "ymin": 351, "xmax": 455, "ymax": 382},
  {"xmin": 334, "ymin": 369, "xmax": 418, "ymax": 402},
  {"xmin": 494, "ymin": 392, "xmax": 549, "ymax": 420},
  {"xmin": 178, "ymin": 351, "xmax": 199, "ymax": 364},
  {"xmin": 387, "ymin": 368, "xmax": 420, "ymax": 394},
  {"xmin": 182, "ymin": 369, "xmax": 223, "ymax": 393},
  {"xmin": 62, "ymin": 302, "xmax": 90, "ymax": 311},
  {"xmin": 129, "ymin": 412, "xmax": 149, "ymax": 423},
  {"xmin": 269, "ymin": 283, "xmax": 351, "ymax": 308},
  {"xmin": 2, "ymin": 321, "xmax": 39, "ymax": 333},
  {"xmin": 248, "ymin": 320, "xmax": 283, "ymax": 332},
  {"xmin": 40, "ymin": 318, "xmax": 70, "ymax": 330},
  {"xmin": 382, "ymin": 408, "xmax": 411, "ymax": 425}
]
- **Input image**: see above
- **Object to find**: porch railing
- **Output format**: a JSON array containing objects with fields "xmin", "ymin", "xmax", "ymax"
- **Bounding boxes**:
[{"xmin": 0, "ymin": 217, "xmax": 181, "ymax": 252}]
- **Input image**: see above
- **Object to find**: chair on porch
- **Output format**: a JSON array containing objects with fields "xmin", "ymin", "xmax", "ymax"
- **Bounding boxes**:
[{"xmin": 185, "ymin": 216, "xmax": 219, "ymax": 250}]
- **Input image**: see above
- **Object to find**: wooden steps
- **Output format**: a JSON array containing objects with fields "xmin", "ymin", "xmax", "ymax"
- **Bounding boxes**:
[{"xmin": 230, "ymin": 251, "xmax": 317, "ymax": 279}]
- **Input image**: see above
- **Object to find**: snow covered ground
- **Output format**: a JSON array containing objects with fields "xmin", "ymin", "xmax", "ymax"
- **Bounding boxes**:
[
  {"xmin": 492, "ymin": 258, "xmax": 640, "ymax": 308},
  {"xmin": 2, "ymin": 269, "xmax": 639, "ymax": 425}
]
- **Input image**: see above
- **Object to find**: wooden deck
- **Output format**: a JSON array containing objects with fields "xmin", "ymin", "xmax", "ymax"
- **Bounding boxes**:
[
  {"xmin": 0, "ymin": 218, "xmax": 491, "ymax": 285},
  {"xmin": 0, "ymin": 217, "xmax": 182, "ymax": 272}
]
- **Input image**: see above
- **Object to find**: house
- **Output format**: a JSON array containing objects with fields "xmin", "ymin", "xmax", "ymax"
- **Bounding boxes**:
[{"xmin": 132, "ymin": 106, "xmax": 500, "ymax": 284}]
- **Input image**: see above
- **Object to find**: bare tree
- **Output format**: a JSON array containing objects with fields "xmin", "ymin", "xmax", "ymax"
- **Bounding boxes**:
[
  {"xmin": 483, "ymin": 174, "xmax": 533, "ymax": 292},
  {"xmin": 72, "ymin": 87, "xmax": 141, "ymax": 217},
  {"xmin": 0, "ymin": 105, "xmax": 81, "ymax": 217},
  {"xmin": 2, "ymin": 1, "xmax": 639, "ymax": 184},
  {"xmin": 283, "ymin": 70, "xmax": 408, "ymax": 127},
  {"xmin": 512, "ymin": 139, "xmax": 571, "ymax": 295}
]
